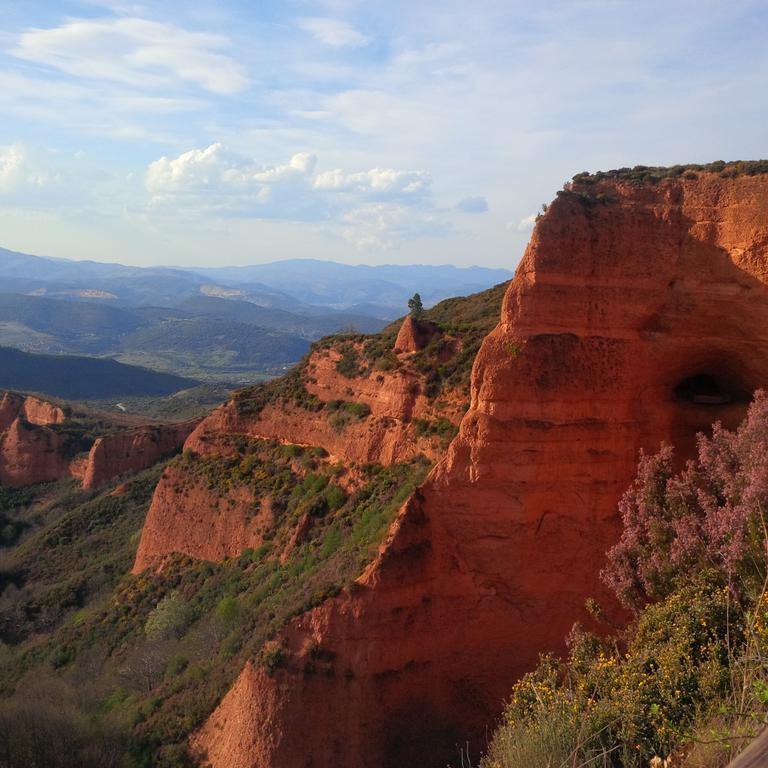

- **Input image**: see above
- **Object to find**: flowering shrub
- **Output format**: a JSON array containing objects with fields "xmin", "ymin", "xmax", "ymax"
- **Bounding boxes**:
[
  {"xmin": 604, "ymin": 390, "xmax": 768, "ymax": 608},
  {"xmin": 482, "ymin": 581, "xmax": 738, "ymax": 768}
]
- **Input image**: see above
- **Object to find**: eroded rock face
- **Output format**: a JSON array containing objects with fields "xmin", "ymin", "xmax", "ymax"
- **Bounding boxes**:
[
  {"xmin": 133, "ymin": 342, "xmax": 468, "ymax": 571},
  {"xmin": 0, "ymin": 415, "xmax": 73, "ymax": 487},
  {"xmin": 394, "ymin": 316, "xmax": 439, "ymax": 353},
  {"xmin": 0, "ymin": 391, "xmax": 194, "ymax": 490},
  {"xmin": 19, "ymin": 396, "xmax": 67, "ymax": 427},
  {"xmin": 0, "ymin": 393, "xmax": 73, "ymax": 486},
  {"xmin": 190, "ymin": 172, "xmax": 768, "ymax": 768},
  {"xmin": 133, "ymin": 468, "xmax": 273, "ymax": 571},
  {"xmin": 82, "ymin": 421, "xmax": 196, "ymax": 490}
]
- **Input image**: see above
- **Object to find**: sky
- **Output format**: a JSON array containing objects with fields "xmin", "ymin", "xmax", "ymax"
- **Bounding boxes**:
[{"xmin": 0, "ymin": 1, "xmax": 766, "ymax": 269}]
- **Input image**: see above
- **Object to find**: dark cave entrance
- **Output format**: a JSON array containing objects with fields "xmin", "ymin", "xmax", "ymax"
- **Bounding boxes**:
[{"xmin": 673, "ymin": 372, "xmax": 749, "ymax": 406}]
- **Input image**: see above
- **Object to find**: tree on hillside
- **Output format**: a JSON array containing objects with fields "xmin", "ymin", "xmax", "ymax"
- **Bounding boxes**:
[{"xmin": 407, "ymin": 293, "xmax": 424, "ymax": 320}]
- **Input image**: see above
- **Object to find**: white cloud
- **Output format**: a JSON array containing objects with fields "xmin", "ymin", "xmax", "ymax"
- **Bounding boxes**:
[
  {"xmin": 144, "ymin": 144, "xmax": 445, "ymax": 248},
  {"xmin": 340, "ymin": 203, "xmax": 447, "ymax": 250},
  {"xmin": 296, "ymin": 17, "xmax": 370, "ymax": 48},
  {"xmin": 313, "ymin": 167, "xmax": 430, "ymax": 198},
  {"xmin": 146, "ymin": 144, "xmax": 317, "ymax": 199},
  {"xmin": 0, "ymin": 144, "xmax": 58, "ymax": 194},
  {"xmin": 10, "ymin": 18, "xmax": 248, "ymax": 95}
]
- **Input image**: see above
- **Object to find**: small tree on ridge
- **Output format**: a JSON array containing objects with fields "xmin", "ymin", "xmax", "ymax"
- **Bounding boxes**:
[{"xmin": 407, "ymin": 292, "xmax": 424, "ymax": 320}]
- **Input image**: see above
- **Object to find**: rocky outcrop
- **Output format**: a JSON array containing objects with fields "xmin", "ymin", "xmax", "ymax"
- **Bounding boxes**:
[
  {"xmin": 0, "ymin": 392, "xmax": 66, "ymax": 429},
  {"xmin": 184, "ymin": 345, "xmax": 465, "ymax": 464},
  {"xmin": 393, "ymin": 316, "xmax": 438, "ymax": 353},
  {"xmin": 133, "ymin": 468, "xmax": 273, "ymax": 571},
  {"xmin": 0, "ymin": 416, "xmax": 73, "ymax": 487},
  {"xmin": 189, "ymin": 170, "xmax": 768, "ymax": 768},
  {"xmin": 82, "ymin": 421, "xmax": 196, "ymax": 490},
  {"xmin": 19, "ymin": 396, "xmax": 67, "ymax": 427},
  {"xmin": 0, "ymin": 392, "xmax": 73, "ymax": 486},
  {"xmin": 0, "ymin": 391, "xmax": 195, "ymax": 490}
]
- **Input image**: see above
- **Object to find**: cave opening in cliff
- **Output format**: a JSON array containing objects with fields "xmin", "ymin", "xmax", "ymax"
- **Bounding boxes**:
[{"xmin": 674, "ymin": 372, "xmax": 750, "ymax": 406}]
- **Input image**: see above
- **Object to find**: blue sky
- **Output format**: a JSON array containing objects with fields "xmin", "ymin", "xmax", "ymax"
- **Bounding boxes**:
[{"xmin": 0, "ymin": 0, "xmax": 766, "ymax": 268}]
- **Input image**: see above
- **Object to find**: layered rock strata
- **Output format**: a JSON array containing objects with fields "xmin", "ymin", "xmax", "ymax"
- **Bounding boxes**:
[
  {"xmin": 81, "ymin": 421, "xmax": 196, "ymax": 490},
  {"xmin": 133, "ymin": 336, "xmax": 468, "ymax": 572}
]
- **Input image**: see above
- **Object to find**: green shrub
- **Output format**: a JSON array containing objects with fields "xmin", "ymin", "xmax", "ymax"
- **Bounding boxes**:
[
  {"xmin": 215, "ymin": 596, "xmax": 240, "ymax": 631},
  {"xmin": 335, "ymin": 344, "xmax": 362, "ymax": 378},
  {"xmin": 483, "ymin": 579, "xmax": 742, "ymax": 768},
  {"xmin": 144, "ymin": 592, "xmax": 191, "ymax": 641}
]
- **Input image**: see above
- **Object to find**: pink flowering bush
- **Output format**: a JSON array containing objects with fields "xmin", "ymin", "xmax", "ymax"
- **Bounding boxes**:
[{"xmin": 604, "ymin": 391, "xmax": 768, "ymax": 609}]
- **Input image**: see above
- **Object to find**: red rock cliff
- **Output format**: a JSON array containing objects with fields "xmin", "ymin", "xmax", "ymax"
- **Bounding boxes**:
[
  {"xmin": 0, "ymin": 392, "xmax": 73, "ymax": 486},
  {"xmin": 133, "ymin": 333, "xmax": 470, "ymax": 572},
  {"xmin": 189, "ymin": 171, "xmax": 768, "ymax": 768},
  {"xmin": 82, "ymin": 421, "xmax": 196, "ymax": 490},
  {"xmin": 0, "ymin": 391, "xmax": 195, "ymax": 490}
]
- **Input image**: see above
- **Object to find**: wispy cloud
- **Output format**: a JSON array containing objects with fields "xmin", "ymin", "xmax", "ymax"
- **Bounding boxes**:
[
  {"xmin": 10, "ymin": 17, "xmax": 248, "ymax": 94},
  {"xmin": 296, "ymin": 17, "xmax": 370, "ymax": 48}
]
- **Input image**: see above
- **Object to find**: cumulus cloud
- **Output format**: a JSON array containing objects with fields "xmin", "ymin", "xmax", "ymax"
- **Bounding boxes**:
[
  {"xmin": 146, "ymin": 144, "xmax": 321, "ymax": 218},
  {"xmin": 296, "ymin": 17, "xmax": 370, "ymax": 48},
  {"xmin": 146, "ymin": 144, "xmax": 315, "ymax": 195},
  {"xmin": 456, "ymin": 195, "xmax": 488, "ymax": 214},
  {"xmin": 0, "ymin": 144, "xmax": 59, "ymax": 194},
  {"xmin": 313, "ymin": 167, "xmax": 430, "ymax": 198},
  {"xmin": 144, "ymin": 144, "xmax": 443, "ymax": 247},
  {"xmin": 10, "ymin": 18, "xmax": 248, "ymax": 94}
]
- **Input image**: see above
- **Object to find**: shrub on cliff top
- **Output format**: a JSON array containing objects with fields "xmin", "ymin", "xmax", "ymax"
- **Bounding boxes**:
[{"xmin": 572, "ymin": 160, "xmax": 768, "ymax": 185}]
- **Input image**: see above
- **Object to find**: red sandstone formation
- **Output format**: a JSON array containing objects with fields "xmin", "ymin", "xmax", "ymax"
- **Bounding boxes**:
[
  {"xmin": 81, "ymin": 421, "xmax": 196, "ymax": 490},
  {"xmin": 185, "ymin": 345, "xmax": 464, "ymax": 463},
  {"xmin": 0, "ymin": 391, "xmax": 195, "ymax": 490},
  {"xmin": 0, "ymin": 415, "xmax": 73, "ymax": 486},
  {"xmin": 135, "ymin": 471, "xmax": 274, "ymax": 570},
  {"xmin": 0, "ymin": 391, "xmax": 66, "ymax": 429},
  {"xmin": 393, "ymin": 316, "xmax": 438, "ymax": 353},
  {"xmin": 19, "ymin": 396, "xmax": 67, "ymax": 426},
  {"xmin": 133, "ymin": 340, "xmax": 468, "ymax": 573},
  {"xmin": 144, "ymin": 171, "xmax": 768, "ymax": 767},
  {"xmin": 0, "ymin": 392, "xmax": 73, "ymax": 486}
]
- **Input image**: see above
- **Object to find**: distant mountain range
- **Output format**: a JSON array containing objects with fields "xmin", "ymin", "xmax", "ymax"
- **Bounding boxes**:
[
  {"xmin": 0, "ymin": 246, "xmax": 511, "ymax": 387},
  {"xmin": 0, "ymin": 247, "xmax": 511, "ymax": 317},
  {"xmin": 187, "ymin": 259, "xmax": 513, "ymax": 314},
  {"xmin": 0, "ymin": 293, "xmax": 313, "ymax": 380}
]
